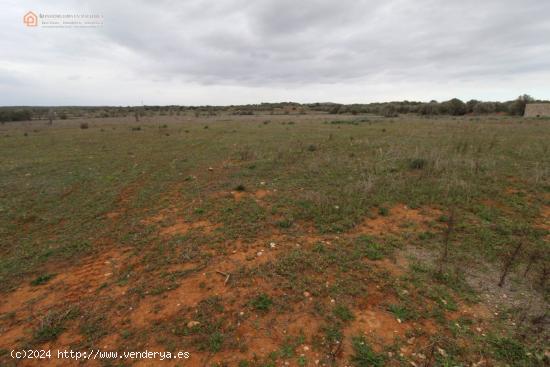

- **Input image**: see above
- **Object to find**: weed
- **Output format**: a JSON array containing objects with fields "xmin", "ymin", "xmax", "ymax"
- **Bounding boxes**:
[
  {"xmin": 387, "ymin": 304, "xmax": 416, "ymax": 321},
  {"xmin": 33, "ymin": 307, "xmax": 79, "ymax": 343},
  {"xmin": 350, "ymin": 336, "xmax": 385, "ymax": 367},
  {"xmin": 378, "ymin": 206, "xmax": 389, "ymax": 216},
  {"xmin": 208, "ymin": 332, "xmax": 224, "ymax": 352},
  {"xmin": 277, "ymin": 219, "xmax": 293, "ymax": 228},
  {"xmin": 356, "ymin": 236, "xmax": 386, "ymax": 260},
  {"xmin": 30, "ymin": 273, "xmax": 55, "ymax": 286},
  {"xmin": 409, "ymin": 158, "xmax": 427, "ymax": 170},
  {"xmin": 333, "ymin": 304, "xmax": 355, "ymax": 322},
  {"xmin": 250, "ymin": 293, "xmax": 273, "ymax": 312},
  {"xmin": 489, "ymin": 336, "xmax": 534, "ymax": 366}
]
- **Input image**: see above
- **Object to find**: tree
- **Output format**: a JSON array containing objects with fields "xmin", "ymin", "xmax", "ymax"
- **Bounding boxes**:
[
  {"xmin": 508, "ymin": 94, "xmax": 535, "ymax": 116},
  {"xmin": 466, "ymin": 99, "xmax": 481, "ymax": 113},
  {"xmin": 329, "ymin": 104, "xmax": 342, "ymax": 114},
  {"xmin": 47, "ymin": 109, "xmax": 54, "ymax": 125},
  {"xmin": 473, "ymin": 102, "xmax": 496, "ymax": 114},
  {"xmin": 442, "ymin": 98, "xmax": 467, "ymax": 116},
  {"xmin": 381, "ymin": 104, "xmax": 398, "ymax": 117}
]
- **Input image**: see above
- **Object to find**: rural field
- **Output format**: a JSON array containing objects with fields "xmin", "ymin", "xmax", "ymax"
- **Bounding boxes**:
[{"xmin": 0, "ymin": 113, "xmax": 548, "ymax": 366}]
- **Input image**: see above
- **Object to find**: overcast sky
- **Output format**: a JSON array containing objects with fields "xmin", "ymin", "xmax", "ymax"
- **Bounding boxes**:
[{"xmin": 1, "ymin": 0, "xmax": 549, "ymax": 106}]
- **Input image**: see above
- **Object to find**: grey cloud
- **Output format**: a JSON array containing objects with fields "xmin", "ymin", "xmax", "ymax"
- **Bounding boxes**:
[{"xmin": 1, "ymin": 0, "xmax": 549, "ymax": 105}]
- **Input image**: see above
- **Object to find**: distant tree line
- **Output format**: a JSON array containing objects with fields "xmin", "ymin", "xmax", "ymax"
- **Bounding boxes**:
[
  {"xmin": 0, "ymin": 95, "xmax": 546, "ymax": 122},
  {"xmin": 0, "ymin": 109, "xmax": 32, "ymax": 122},
  {"xmin": 313, "ymin": 95, "xmax": 541, "ymax": 117}
]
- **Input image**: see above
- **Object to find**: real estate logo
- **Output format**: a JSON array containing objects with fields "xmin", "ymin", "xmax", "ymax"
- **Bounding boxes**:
[
  {"xmin": 22, "ymin": 10, "xmax": 103, "ymax": 29},
  {"xmin": 23, "ymin": 11, "xmax": 38, "ymax": 27}
]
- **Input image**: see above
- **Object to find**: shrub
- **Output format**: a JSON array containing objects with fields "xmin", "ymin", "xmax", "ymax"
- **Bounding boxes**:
[
  {"xmin": 79, "ymin": 122, "xmax": 89, "ymax": 129},
  {"xmin": 409, "ymin": 158, "xmax": 427, "ymax": 170}
]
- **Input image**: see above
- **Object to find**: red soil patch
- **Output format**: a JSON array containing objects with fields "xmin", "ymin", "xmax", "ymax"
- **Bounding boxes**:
[
  {"xmin": 345, "ymin": 308, "xmax": 408, "ymax": 346},
  {"xmin": 354, "ymin": 205, "xmax": 441, "ymax": 236},
  {"xmin": 371, "ymin": 255, "xmax": 409, "ymax": 277},
  {"xmin": 159, "ymin": 218, "xmax": 220, "ymax": 236},
  {"xmin": 254, "ymin": 189, "xmax": 270, "ymax": 199},
  {"xmin": 212, "ymin": 189, "xmax": 272, "ymax": 203},
  {"xmin": 0, "ymin": 247, "xmax": 130, "ymax": 350},
  {"xmin": 536, "ymin": 205, "xmax": 550, "ymax": 230},
  {"xmin": 129, "ymin": 239, "xmax": 284, "ymax": 328}
]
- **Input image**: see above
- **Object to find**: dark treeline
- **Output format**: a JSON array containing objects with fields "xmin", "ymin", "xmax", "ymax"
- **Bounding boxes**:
[{"xmin": 0, "ymin": 95, "xmax": 547, "ymax": 122}]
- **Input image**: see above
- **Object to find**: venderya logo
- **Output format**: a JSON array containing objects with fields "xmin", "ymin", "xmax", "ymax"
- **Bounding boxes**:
[
  {"xmin": 23, "ymin": 11, "xmax": 38, "ymax": 27},
  {"xmin": 22, "ymin": 11, "xmax": 103, "ymax": 29}
]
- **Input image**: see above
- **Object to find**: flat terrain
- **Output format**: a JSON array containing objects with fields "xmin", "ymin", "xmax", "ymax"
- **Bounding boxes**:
[{"xmin": 0, "ymin": 113, "xmax": 548, "ymax": 366}]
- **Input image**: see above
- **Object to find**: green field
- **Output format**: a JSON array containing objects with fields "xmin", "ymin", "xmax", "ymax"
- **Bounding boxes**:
[{"xmin": 0, "ymin": 114, "xmax": 548, "ymax": 366}]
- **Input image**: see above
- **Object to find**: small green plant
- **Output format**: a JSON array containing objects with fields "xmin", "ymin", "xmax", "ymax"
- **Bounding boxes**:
[
  {"xmin": 356, "ymin": 236, "xmax": 385, "ymax": 260},
  {"xmin": 33, "ymin": 307, "xmax": 79, "ymax": 343},
  {"xmin": 489, "ymin": 336, "xmax": 532, "ymax": 366},
  {"xmin": 350, "ymin": 336, "xmax": 385, "ymax": 367},
  {"xmin": 378, "ymin": 206, "xmax": 389, "ymax": 216},
  {"xmin": 31, "ymin": 273, "xmax": 55, "ymax": 286},
  {"xmin": 250, "ymin": 293, "xmax": 273, "ymax": 312},
  {"xmin": 235, "ymin": 184, "xmax": 246, "ymax": 192},
  {"xmin": 333, "ymin": 305, "xmax": 355, "ymax": 322},
  {"xmin": 208, "ymin": 331, "xmax": 224, "ymax": 352},
  {"xmin": 277, "ymin": 219, "xmax": 293, "ymax": 228},
  {"xmin": 387, "ymin": 304, "xmax": 416, "ymax": 321},
  {"xmin": 409, "ymin": 158, "xmax": 427, "ymax": 170}
]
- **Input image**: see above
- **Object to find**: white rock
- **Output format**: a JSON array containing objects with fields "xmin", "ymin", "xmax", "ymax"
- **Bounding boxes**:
[{"xmin": 187, "ymin": 321, "xmax": 200, "ymax": 328}]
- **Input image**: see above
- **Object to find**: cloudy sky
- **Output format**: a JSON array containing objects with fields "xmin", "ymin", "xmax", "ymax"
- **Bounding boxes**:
[{"xmin": 1, "ymin": 0, "xmax": 549, "ymax": 106}]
